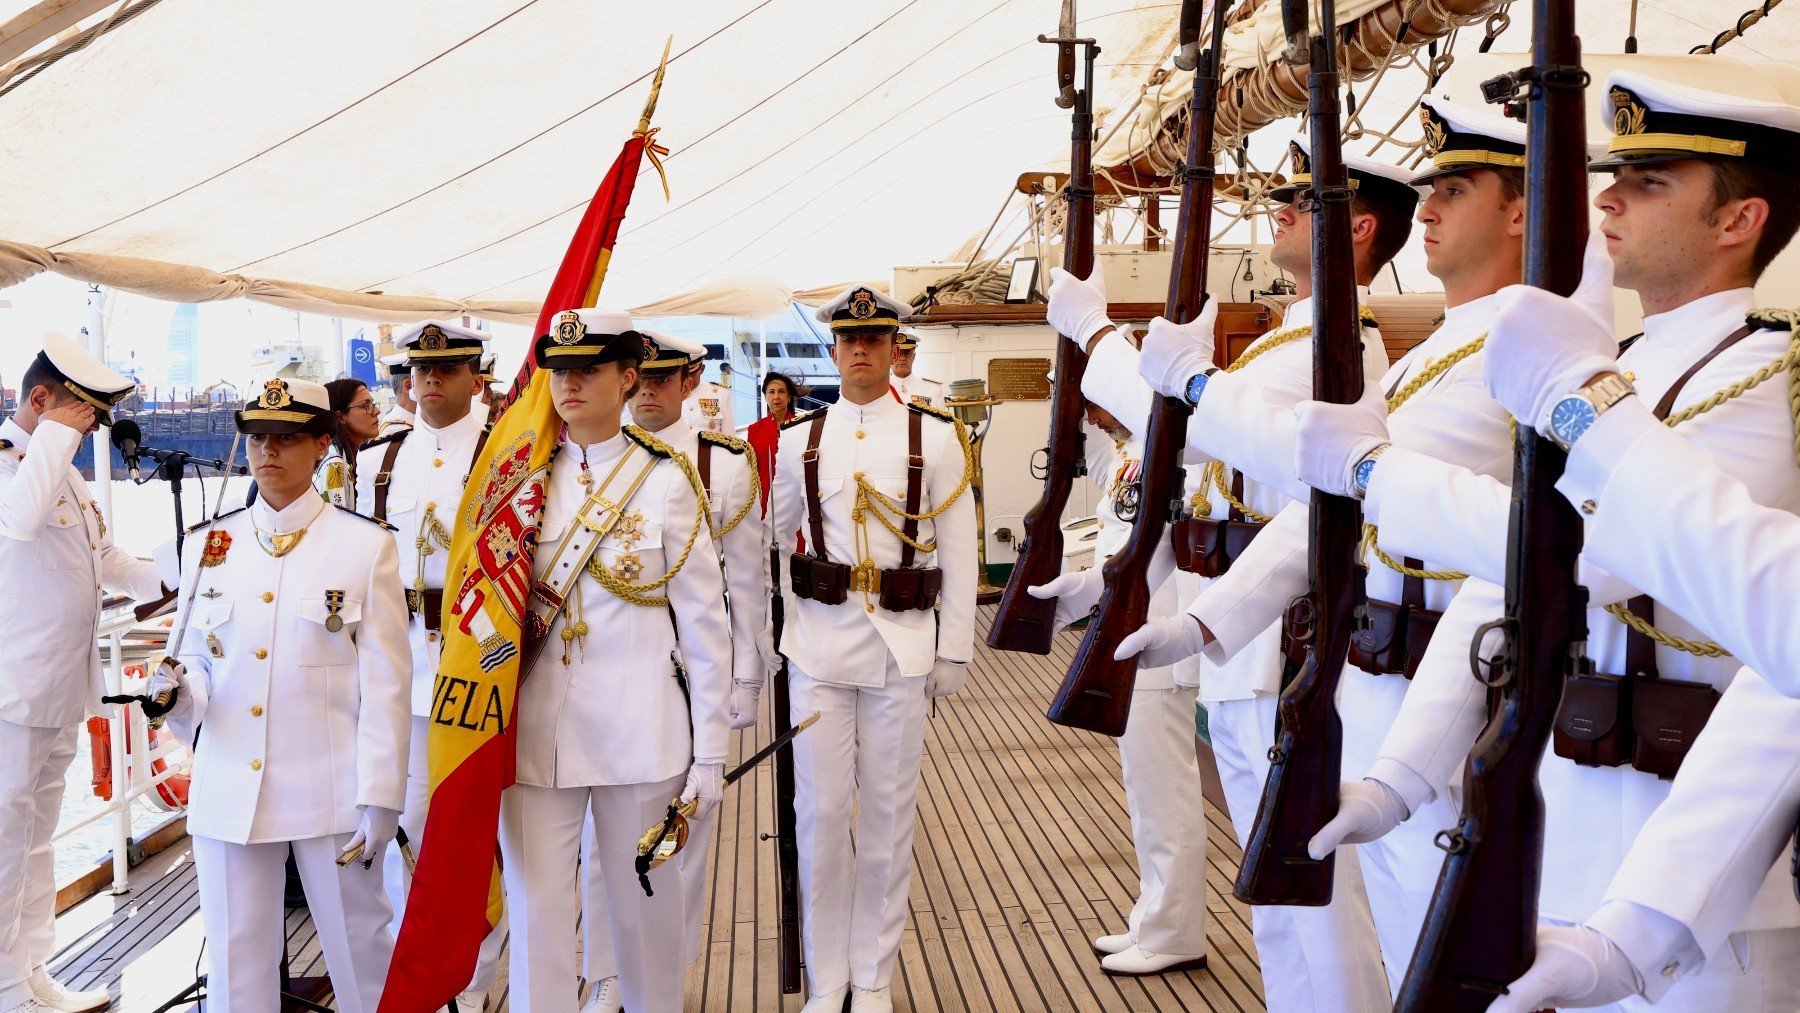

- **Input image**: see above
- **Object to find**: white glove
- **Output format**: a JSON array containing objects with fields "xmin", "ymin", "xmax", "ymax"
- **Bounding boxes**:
[
  {"xmin": 1488, "ymin": 923, "xmax": 1643, "ymax": 1012},
  {"xmin": 1027, "ymin": 569, "xmax": 1104, "ymax": 631},
  {"xmin": 680, "ymin": 761, "xmax": 726, "ymax": 819},
  {"xmin": 340, "ymin": 805, "xmax": 400, "ymax": 869},
  {"xmin": 142, "ymin": 657, "xmax": 192, "ymax": 725},
  {"xmin": 1293, "ymin": 387, "xmax": 1390, "ymax": 498},
  {"xmin": 1484, "ymin": 230, "xmax": 1623, "ymax": 432},
  {"xmin": 756, "ymin": 627, "xmax": 782, "ymax": 669},
  {"xmin": 1307, "ymin": 778, "xmax": 1409, "ymax": 860},
  {"xmin": 1046, "ymin": 260, "xmax": 1112, "ymax": 348},
  {"xmin": 925, "ymin": 659, "xmax": 969, "ymax": 698},
  {"xmin": 1113, "ymin": 614, "xmax": 1210, "ymax": 668},
  {"xmin": 1137, "ymin": 301, "xmax": 1220, "ymax": 398},
  {"xmin": 728, "ymin": 680, "xmax": 763, "ymax": 730}
]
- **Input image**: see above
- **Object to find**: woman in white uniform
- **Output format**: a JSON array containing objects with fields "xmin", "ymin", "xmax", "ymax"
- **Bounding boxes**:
[{"xmin": 152, "ymin": 377, "xmax": 412, "ymax": 1013}]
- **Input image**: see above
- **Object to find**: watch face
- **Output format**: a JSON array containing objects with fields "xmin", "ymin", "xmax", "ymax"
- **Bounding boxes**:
[
  {"xmin": 1185, "ymin": 372, "xmax": 1209, "ymax": 405},
  {"xmin": 1550, "ymin": 396, "xmax": 1598, "ymax": 446},
  {"xmin": 1354, "ymin": 458, "xmax": 1377, "ymax": 494}
]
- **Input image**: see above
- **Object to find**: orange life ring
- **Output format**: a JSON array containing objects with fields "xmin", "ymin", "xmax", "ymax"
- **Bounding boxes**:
[{"xmin": 87, "ymin": 664, "xmax": 190, "ymax": 811}]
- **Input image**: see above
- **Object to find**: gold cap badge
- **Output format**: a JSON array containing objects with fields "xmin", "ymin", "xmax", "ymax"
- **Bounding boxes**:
[
  {"xmin": 259, "ymin": 379, "xmax": 292, "ymax": 409},
  {"xmin": 419, "ymin": 324, "xmax": 448, "ymax": 351},
  {"xmin": 553, "ymin": 311, "xmax": 586, "ymax": 346},
  {"xmin": 849, "ymin": 289, "xmax": 879, "ymax": 320},
  {"xmin": 1420, "ymin": 108, "xmax": 1448, "ymax": 157},
  {"xmin": 1611, "ymin": 87, "xmax": 1648, "ymax": 137}
]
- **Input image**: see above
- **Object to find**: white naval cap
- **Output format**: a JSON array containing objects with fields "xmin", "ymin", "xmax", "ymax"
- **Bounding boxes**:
[
  {"xmin": 640, "ymin": 330, "xmax": 708, "ymax": 373},
  {"xmin": 396, "ymin": 319, "xmax": 489, "ymax": 366},
  {"xmin": 1593, "ymin": 61, "xmax": 1800, "ymax": 170},
  {"xmin": 1411, "ymin": 94, "xmax": 1529, "ymax": 184},
  {"xmin": 382, "ymin": 351, "xmax": 410, "ymax": 378},
  {"xmin": 236, "ymin": 376, "xmax": 333, "ymax": 435},
  {"xmin": 531, "ymin": 307, "xmax": 649, "ymax": 370},
  {"xmin": 34, "ymin": 331, "xmax": 134, "ymax": 425},
  {"xmin": 1270, "ymin": 134, "xmax": 1422, "ymax": 209},
  {"xmin": 814, "ymin": 286, "xmax": 909, "ymax": 332}
]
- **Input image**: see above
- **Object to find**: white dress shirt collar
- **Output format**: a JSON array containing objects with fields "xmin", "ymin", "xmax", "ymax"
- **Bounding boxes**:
[
  {"xmin": 1639, "ymin": 288, "xmax": 1756, "ymax": 352},
  {"xmin": 252, "ymin": 487, "xmax": 327, "ymax": 535}
]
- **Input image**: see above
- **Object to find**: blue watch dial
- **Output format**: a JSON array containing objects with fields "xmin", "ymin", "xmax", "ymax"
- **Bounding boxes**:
[
  {"xmin": 1550, "ymin": 396, "xmax": 1598, "ymax": 446},
  {"xmin": 1184, "ymin": 371, "xmax": 1210, "ymax": 406},
  {"xmin": 1353, "ymin": 457, "xmax": 1379, "ymax": 495}
]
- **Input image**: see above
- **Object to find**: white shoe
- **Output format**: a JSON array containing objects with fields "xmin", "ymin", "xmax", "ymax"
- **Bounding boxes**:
[
  {"xmin": 1093, "ymin": 932, "xmax": 1134, "ymax": 955},
  {"xmin": 27, "ymin": 970, "xmax": 108, "ymax": 1013},
  {"xmin": 800, "ymin": 984, "xmax": 849, "ymax": 1012},
  {"xmin": 450, "ymin": 986, "xmax": 490, "ymax": 1012},
  {"xmin": 1100, "ymin": 944, "xmax": 1208, "ymax": 976},
  {"xmin": 849, "ymin": 985, "xmax": 893, "ymax": 1012},
  {"xmin": 581, "ymin": 976, "xmax": 623, "ymax": 1013}
]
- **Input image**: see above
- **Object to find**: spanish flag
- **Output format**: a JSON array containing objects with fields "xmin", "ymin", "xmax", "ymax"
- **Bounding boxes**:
[{"xmin": 377, "ymin": 40, "xmax": 672, "ymax": 1013}]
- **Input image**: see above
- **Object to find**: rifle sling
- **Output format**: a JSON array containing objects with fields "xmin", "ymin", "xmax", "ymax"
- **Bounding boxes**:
[
  {"xmin": 803, "ymin": 412, "xmax": 830, "ymax": 560},
  {"xmin": 900, "ymin": 407, "xmax": 925, "ymax": 570}
]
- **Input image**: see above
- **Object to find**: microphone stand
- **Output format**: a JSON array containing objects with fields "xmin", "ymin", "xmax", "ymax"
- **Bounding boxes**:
[{"xmin": 125, "ymin": 443, "xmax": 252, "ymax": 622}]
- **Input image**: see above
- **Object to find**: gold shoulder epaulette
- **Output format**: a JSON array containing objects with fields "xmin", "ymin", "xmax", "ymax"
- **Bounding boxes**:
[
  {"xmin": 697, "ymin": 430, "xmax": 751, "ymax": 455},
  {"xmin": 623, "ymin": 424, "xmax": 674, "ymax": 459},
  {"xmin": 907, "ymin": 401, "xmax": 957, "ymax": 424},
  {"xmin": 0, "ymin": 439, "xmax": 13, "ymax": 452},
  {"xmin": 184, "ymin": 506, "xmax": 246, "ymax": 534},
  {"xmin": 1747, "ymin": 308, "xmax": 1800, "ymax": 331},
  {"xmin": 334, "ymin": 504, "xmax": 396, "ymax": 531},
  {"xmin": 1359, "ymin": 308, "xmax": 1381, "ymax": 329},
  {"xmin": 359, "ymin": 428, "xmax": 410, "ymax": 452},
  {"xmin": 780, "ymin": 410, "xmax": 817, "ymax": 430}
]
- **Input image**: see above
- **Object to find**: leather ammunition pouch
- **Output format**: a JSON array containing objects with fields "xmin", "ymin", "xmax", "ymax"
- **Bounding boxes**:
[
  {"xmin": 1172, "ymin": 471, "xmax": 1262, "ymax": 578},
  {"xmin": 1552, "ymin": 595, "xmax": 1719, "ymax": 780},
  {"xmin": 1347, "ymin": 597, "xmax": 1441, "ymax": 680},
  {"xmin": 795, "ymin": 408, "xmax": 938, "ymax": 612},
  {"xmin": 789, "ymin": 553, "xmax": 850, "ymax": 605},
  {"xmin": 406, "ymin": 588, "xmax": 445, "ymax": 632}
]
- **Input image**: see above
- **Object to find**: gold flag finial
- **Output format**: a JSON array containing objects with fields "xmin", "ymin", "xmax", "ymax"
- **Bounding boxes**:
[
  {"xmin": 633, "ymin": 36, "xmax": 675, "ymax": 202},
  {"xmin": 637, "ymin": 35, "xmax": 673, "ymax": 135}
]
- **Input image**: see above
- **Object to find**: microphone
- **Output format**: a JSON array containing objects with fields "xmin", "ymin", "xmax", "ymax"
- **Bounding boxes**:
[{"xmin": 111, "ymin": 418, "xmax": 144, "ymax": 481}]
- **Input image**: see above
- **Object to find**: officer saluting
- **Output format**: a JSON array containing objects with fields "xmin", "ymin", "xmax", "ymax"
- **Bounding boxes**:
[
  {"xmin": 150, "ymin": 377, "xmax": 411, "ymax": 1013},
  {"xmin": 767, "ymin": 287, "xmax": 976, "ymax": 1012},
  {"xmin": 352, "ymin": 319, "xmax": 503, "ymax": 1009},
  {"xmin": 504, "ymin": 309, "xmax": 730, "ymax": 1013},
  {"xmin": 578, "ymin": 329, "xmax": 767, "ymax": 1011},
  {"xmin": 0, "ymin": 334, "xmax": 160, "ymax": 1013}
]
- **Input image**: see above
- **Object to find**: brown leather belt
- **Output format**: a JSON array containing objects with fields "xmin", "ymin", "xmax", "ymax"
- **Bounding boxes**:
[{"xmin": 407, "ymin": 588, "xmax": 445, "ymax": 632}]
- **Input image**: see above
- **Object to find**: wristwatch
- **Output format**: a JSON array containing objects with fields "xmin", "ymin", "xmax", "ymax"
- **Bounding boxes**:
[
  {"xmin": 1548, "ymin": 373, "xmax": 1636, "ymax": 450},
  {"xmin": 1183, "ymin": 367, "xmax": 1220, "ymax": 407},
  {"xmin": 1352, "ymin": 443, "xmax": 1390, "ymax": 500}
]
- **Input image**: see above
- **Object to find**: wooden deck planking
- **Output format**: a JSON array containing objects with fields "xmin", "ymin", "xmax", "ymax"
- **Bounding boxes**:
[{"xmin": 54, "ymin": 606, "xmax": 1266, "ymax": 1011}]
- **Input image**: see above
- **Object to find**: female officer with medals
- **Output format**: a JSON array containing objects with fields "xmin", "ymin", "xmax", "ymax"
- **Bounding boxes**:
[
  {"xmin": 502, "ymin": 308, "xmax": 731, "ymax": 1013},
  {"xmin": 149, "ymin": 377, "xmax": 411, "ymax": 1013}
]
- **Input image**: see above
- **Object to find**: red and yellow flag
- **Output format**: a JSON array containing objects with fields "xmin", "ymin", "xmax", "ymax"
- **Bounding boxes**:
[{"xmin": 378, "ymin": 40, "xmax": 671, "ymax": 1013}]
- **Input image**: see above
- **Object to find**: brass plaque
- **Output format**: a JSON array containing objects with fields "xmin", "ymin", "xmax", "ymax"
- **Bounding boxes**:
[{"xmin": 987, "ymin": 357, "xmax": 1051, "ymax": 401}]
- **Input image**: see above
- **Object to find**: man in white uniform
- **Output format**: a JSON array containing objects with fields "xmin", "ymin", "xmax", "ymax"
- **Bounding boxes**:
[
  {"xmin": 578, "ymin": 330, "xmax": 767, "ymax": 1012},
  {"xmin": 1027, "ymin": 402, "xmax": 1210, "ymax": 977},
  {"xmin": 1294, "ymin": 63, "xmax": 1800, "ymax": 1011},
  {"xmin": 684, "ymin": 365, "xmax": 736, "ymax": 436},
  {"xmin": 378, "ymin": 353, "xmax": 416, "ymax": 438},
  {"xmin": 0, "ymin": 334, "xmax": 162, "ymax": 1013},
  {"xmin": 353, "ymin": 320, "xmax": 503, "ymax": 1010},
  {"xmin": 890, "ymin": 331, "xmax": 943, "ymax": 408},
  {"xmin": 1051, "ymin": 136, "xmax": 1408, "ymax": 1009},
  {"xmin": 767, "ymin": 287, "xmax": 976, "ymax": 1013}
]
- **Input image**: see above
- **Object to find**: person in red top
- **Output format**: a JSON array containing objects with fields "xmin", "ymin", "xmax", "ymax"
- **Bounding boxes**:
[{"xmin": 745, "ymin": 371, "xmax": 799, "ymax": 513}]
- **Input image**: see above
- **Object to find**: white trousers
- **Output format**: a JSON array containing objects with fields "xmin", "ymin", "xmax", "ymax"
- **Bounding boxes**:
[
  {"xmin": 581, "ymin": 805, "xmax": 716, "ymax": 981},
  {"xmin": 0, "ymin": 721, "xmax": 76, "ymax": 1007},
  {"xmin": 1338, "ymin": 668, "xmax": 1464, "ymax": 997},
  {"xmin": 1117, "ymin": 686, "xmax": 1209, "ymax": 955},
  {"xmin": 384, "ymin": 715, "xmax": 505, "ymax": 991},
  {"xmin": 192, "ymin": 833, "xmax": 393, "ymax": 1013},
  {"xmin": 790, "ymin": 663, "xmax": 928, "ymax": 995},
  {"xmin": 501, "ymin": 776, "xmax": 688, "ymax": 1013},
  {"xmin": 1208, "ymin": 693, "xmax": 1390, "ymax": 1012}
]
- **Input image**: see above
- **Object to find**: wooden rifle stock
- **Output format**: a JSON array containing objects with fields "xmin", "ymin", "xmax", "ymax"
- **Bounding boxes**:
[
  {"xmin": 1397, "ymin": 2, "xmax": 1589, "ymax": 1006},
  {"xmin": 1233, "ymin": 11, "xmax": 1361, "ymax": 906},
  {"xmin": 767, "ymin": 545, "xmax": 804, "ymax": 993},
  {"xmin": 987, "ymin": 23, "xmax": 1098, "ymax": 656},
  {"xmin": 1046, "ymin": 0, "xmax": 1229, "ymax": 735}
]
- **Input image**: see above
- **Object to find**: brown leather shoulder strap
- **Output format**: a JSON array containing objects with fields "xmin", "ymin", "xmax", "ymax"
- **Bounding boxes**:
[
  {"xmin": 1625, "ymin": 594, "xmax": 1658, "ymax": 679},
  {"xmin": 468, "ymin": 426, "xmax": 491, "ymax": 477},
  {"xmin": 1228, "ymin": 469, "xmax": 1246, "ymax": 524},
  {"xmin": 1400, "ymin": 557, "xmax": 1426, "ymax": 610},
  {"xmin": 372, "ymin": 430, "xmax": 409, "ymax": 522},
  {"xmin": 803, "ymin": 411, "xmax": 829, "ymax": 560},
  {"xmin": 697, "ymin": 439, "xmax": 712, "ymax": 497},
  {"xmin": 901, "ymin": 407, "xmax": 925, "ymax": 569},
  {"xmin": 1653, "ymin": 323, "xmax": 1755, "ymax": 420}
]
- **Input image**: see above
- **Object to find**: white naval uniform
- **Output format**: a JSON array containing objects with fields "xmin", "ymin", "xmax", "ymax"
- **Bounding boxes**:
[
  {"xmin": 1085, "ymin": 436, "xmax": 1210, "ymax": 959},
  {"xmin": 504, "ymin": 429, "xmax": 730, "ymax": 1013},
  {"xmin": 581, "ymin": 419, "xmax": 766, "ymax": 981},
  {"xmin": 1079, "ymin": 305, "xmax": 1390, "ymax": 1011},
  {"xmin": 165, "ymin": 494, "xmax": 411, "ymax": 1013},
  {"xmin": 315, "ymin": 444, "xmax": 356, "ymax": 511},
  {"xmin": 351, "ymin": 410, "xmax": 496, "ymax": 935},
  {"xmin": 684, "ymin": 379, "xmax": 736, "ymax": 435},
  {"xmin": 768, "ymin": 395, "xmax": 975, "ymax": 996},
  {"xmin": 891, "ymin": 373, "xmax": 943, "ymax": 409},
  {"xmin": 378, "ymin": 405, "xmax": 414, "ymax": 438},
  {"xmin": 0, "ymin": 418, "xmax": 162, "ymax": 1010},
  {"xmin": 1367, "ymin": 288, "xmax": 1800, "ymax": 1010}
]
